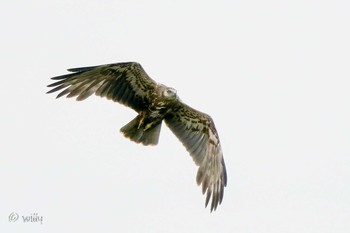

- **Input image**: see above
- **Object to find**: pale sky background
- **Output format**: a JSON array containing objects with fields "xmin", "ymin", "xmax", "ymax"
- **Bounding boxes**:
[{"xmin": 1, "ymin": 0, "xmax": 349, "ymax": 232}]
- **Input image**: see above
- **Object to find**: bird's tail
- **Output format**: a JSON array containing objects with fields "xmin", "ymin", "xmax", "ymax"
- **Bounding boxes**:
[{"xmin": 120, "ymin": 115, "xmax": 162, "ymax": 146}]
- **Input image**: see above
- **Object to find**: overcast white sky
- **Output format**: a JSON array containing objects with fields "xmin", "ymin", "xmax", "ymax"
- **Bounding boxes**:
[{"xmin": 1, "ymin": 0, "xmax": 349, "ymax": 232}]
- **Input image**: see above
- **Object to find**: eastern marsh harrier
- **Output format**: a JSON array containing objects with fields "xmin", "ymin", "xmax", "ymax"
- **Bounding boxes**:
[{"xmin": 47, "ymin": 62, "xmax": 227, "ymax": 211}]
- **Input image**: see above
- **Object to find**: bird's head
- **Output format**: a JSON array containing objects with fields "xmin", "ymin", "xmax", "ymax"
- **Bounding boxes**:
[{"xmin": 162, "ymin": 87, "xmax": 177, "ymax": 100}]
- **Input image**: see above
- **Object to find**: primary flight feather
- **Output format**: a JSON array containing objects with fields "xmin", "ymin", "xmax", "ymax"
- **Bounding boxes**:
[{"xmin": 47, "ymin": 62, "xmax": 227, "ymax": 211}]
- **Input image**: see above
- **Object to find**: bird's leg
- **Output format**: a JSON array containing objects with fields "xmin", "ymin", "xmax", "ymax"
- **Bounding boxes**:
[
  {"xmin": 137, "ymin": 112, "xmax": 146, "ymax": 129},
  {"xmin": 137, "ymin": 111, "xmax": 155, "ymax": 131},
  {"xmin": 144, "ymin": 122, "xmax": 153, "ymax": 131}
]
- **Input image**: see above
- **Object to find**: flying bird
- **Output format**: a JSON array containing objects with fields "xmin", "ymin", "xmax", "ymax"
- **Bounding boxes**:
[{"xmin": 47, "ymin": 62, "xmax": 227, "ymax": 211}]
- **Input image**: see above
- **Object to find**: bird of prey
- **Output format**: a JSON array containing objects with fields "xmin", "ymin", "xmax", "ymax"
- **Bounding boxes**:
[{"xmin": 47, "ymin": 62, "xmax": 227, "ymax": 211}]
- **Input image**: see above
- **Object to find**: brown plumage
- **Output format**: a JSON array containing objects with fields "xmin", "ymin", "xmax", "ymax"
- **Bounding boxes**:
[{"xmin": 47, "ymin": 62, "xmax": 227, "ymax": 211}]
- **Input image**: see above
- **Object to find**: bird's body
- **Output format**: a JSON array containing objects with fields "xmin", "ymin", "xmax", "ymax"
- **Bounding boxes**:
[
  {"xmin": 121, "ymin": 83, "xmax": 178, "ymax": 145},
  {"xmin": 47, "ymin": 62, "xmax": 227, "ymax": 211}
]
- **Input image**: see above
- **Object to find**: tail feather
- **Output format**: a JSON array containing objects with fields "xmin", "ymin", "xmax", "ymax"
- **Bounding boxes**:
[{"xmin": 120, "ymin": 116, "xmax": 162, "ymax": 146}]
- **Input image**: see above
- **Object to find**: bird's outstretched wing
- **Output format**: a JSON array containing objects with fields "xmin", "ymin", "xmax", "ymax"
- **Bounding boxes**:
[
  {"xmin": 165, "ymin": 102, "xmax": 227, "ymax": 212},
  {"xmin": 47, "ymin": 62, "xmax": 157, "ymax": 112}
]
